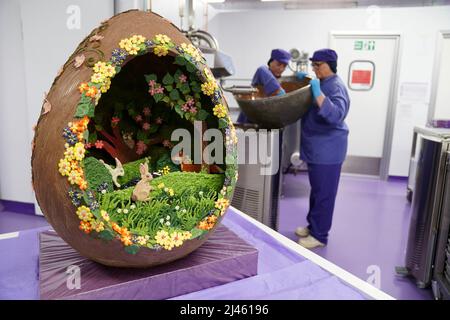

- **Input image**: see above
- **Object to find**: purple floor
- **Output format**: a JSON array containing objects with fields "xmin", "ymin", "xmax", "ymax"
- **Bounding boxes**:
[
  {"xmin": 0, "ymin": 173, "xmax": 434, "ymax": 299},
  {"xmin": 278, "ymin": 172, "xmax": 434, "ymax": 300},
  {"xmin": 0, "ymin": 210, "xmax": 49, "ymax": 234}
]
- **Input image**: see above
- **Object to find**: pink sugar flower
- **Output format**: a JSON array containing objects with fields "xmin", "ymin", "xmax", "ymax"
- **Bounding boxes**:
[
  {"xmin": 143, "ymin": 107, "xmax": 151, "ymax": 116},
  {"xmin": 95, "ymin": 140, "xmax": 104, "ymax": 149},
  {"xmin": 136, "ymin": 140, "xmax": 148, "ymax": 155},
  {"xmin": 162, "ymin": 139, "xmax": 171, "ymax": 147},
  {"xmin": 179, "ymin": 74, "xmax": 187, "ymax": 83},
  {"xmin": 181, "ymin": 104, "xmax": 190, "ymax": 112},
  {"xmin": 187, "ymin": 98, "xmax": 194, "ymax": 107},
  {"xmin": 142, "ymin": 122, "xmax": 151, "ymax": 131},
  {"xmin": 111, "ymin": 117, "xmax": 120, "ymax": 127}
]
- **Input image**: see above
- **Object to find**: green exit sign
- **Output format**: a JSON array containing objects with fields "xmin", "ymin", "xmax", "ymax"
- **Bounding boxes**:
[{"xmin": 354, "ymin": 40, "xmax": 375, "ymax": 51}]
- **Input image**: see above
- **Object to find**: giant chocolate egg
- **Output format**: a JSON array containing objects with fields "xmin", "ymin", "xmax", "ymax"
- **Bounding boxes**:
[{"xmin": 31, "ymin": 10, "xmax": 238, "ymax": 267}]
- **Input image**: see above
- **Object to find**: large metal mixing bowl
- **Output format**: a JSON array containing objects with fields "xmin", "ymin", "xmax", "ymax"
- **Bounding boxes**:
[{"xmin": 225, "ymin": 76, "xmax": 312, "ymax": 129}]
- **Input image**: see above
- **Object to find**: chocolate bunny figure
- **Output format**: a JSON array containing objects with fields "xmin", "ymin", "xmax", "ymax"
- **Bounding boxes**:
[{"xmin": 131, "ymin": 162, "xmax": 154, "ymax": 202}]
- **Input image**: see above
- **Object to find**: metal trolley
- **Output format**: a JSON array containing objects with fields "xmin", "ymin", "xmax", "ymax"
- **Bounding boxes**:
[{"xmin": 398, "ymin": 126, "xmax": 450, "ymax": 298}]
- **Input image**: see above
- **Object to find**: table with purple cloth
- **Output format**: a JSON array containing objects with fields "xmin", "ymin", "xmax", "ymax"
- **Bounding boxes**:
[{"xmin": 0, "ymin": 207, "xmax": 371, "ymax": 300}]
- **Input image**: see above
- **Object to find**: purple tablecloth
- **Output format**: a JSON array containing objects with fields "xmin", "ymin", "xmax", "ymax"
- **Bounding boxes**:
[{"xmin": 0, "ymin": 208, "xmax": 366, "ymax": 300}]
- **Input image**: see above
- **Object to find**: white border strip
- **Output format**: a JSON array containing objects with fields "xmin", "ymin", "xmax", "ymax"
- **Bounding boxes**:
[
  {"xmin": 0, "ymin": 232, "xmax": 20, "ymax": 240},
  {"xmin": 230, "ymin": 206, "xmax": 395, "ymax": 300}
]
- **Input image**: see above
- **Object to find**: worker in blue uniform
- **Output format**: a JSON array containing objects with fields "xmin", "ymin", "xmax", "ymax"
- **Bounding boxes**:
[
  {"xmin": 295, "ymin": 48, "xmax": 350, "ymax": 249},
  {"xmin": 236, "ymin": 49, "xmax": 291, "ymax": 124}
]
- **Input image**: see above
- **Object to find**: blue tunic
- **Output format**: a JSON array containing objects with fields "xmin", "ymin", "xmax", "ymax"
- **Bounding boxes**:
[
  {"xmin": 251, "ymin": 66, "xmax": 282, "ymax": 96},
  {"xmin": 300, "ymin": 74, "xmax": 350, "ymax": 164}
]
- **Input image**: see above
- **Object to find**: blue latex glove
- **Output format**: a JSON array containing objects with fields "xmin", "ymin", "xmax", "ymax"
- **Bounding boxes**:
[
  {"xmin": 310, "ymin": 79, "xmax": 322, "ymax": 99},
  {"xmin": 276, "ymin": 88, "xmax": 286, "ymax": 96},
  {"xmin": 296, "ymin": 71, "xmax": 308, "ymax": 81}
]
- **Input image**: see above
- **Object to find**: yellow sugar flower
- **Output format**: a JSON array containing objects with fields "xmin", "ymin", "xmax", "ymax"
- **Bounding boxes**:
[
  {"xmin": 182, "ymin": 231, "xmax": 192, "ymax": 240},
  {"xmin": 128, "ymin": 46, "xmax": 139, "ymax": 55},
  {"xmin": 119, "ymin": 37, "xmax": 142, "ymax": 55},
  {"xmin": 136, "ymin": 236, "xmax": 149, "ymax": 246},
  {"xmin": 76, "ymin": 206, "xmax": 93, "ymax": 222},
  {"xmin": 181, "ymin": 43, "xmax": 203, "ymax": 62},
  {"xmin": 163, "ymin": 240, "xmax": 175, "ymax": 251},
  {"xmin": 58, "ymin": 159, "xmax": 71, "ymax": 176},
  {"xmin": 213, "ymin": 104, "xmax": 227, "ymax": 118},
  {"xmin": 91, "ymin": 72, "xmax": 105, "ymax": 84},
  {"xmin": 162, "ymin": 166, "xmax": 171, "ymax": 175},
  {"xmin": 69, "ymin": 161, "xmax": 79, "ymax": 171},
  {"xmin": 171, "ymin": 232, "xmax": 184, "ymax": 247},
  {"xmin": 64, "ymin": 146, "xmax": 75, "ymax": 161},
  {"xmin": 100, "ymin": 77, "xmax": 111, "ymax": 93},
  {"xmin": 93, "ymin": 61, "xmax": 107, "ymax": 73},
  {"xmin": 154, "ymin": 45, "xmax": 169, "ymax": 57},
  {"xmin": 154, "ymin": 34, "xmax": 171, "ymax": 45},
  {"xmin": 73, "ymin": 142, "xmax": 86, "ymax": 161},
  {"xmin": 131, "ymin": 34, "xmax": 146, "ymax": 44},
  {"xmin": 157, "ymin": 183, "xmax": 165, "ymax": 189},
  {"xmin": 155, "ymin": 230, "xmax": 169, "ymax": 246},
  {"xmin": 119, "ymin": 38, "xmax": 132, "ymax": 49},
  {"xmin": 100, "ymin": 210, "xmax": 110, "ymax": 222},
  {"xmin": 102, "ymin": 64, "xmax": 116, "ymax": 78},
  {"xmin": 215, "ymin": 198, "xmax": 230, "ymax": 215},
  {"xmin": 201, "ymin": 81, "xmax": 218, "ymax": 96},
  {"xmin": 91, "ymin": 220, "xmax": 105, "ymax": 232},
  {"xmin": 68, "ymin": 170, "xmax": 80, "ymax": 185},
  {"xmin": 204, "ymin": 67, "xmax": 214, "ymax": 81}
]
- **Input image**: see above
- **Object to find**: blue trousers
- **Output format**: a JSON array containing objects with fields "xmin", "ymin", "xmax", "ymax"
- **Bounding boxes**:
[
  {"xmin": 306, "ymin": 163, "xmax": 342, "ymax": 244},
  {"xmin": 237, "ymin": 112, "xmax": 251, "ymax": 124}
]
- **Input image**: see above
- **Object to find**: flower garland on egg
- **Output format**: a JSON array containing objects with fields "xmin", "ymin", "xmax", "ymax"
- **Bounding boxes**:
[{"xmin": 57, "ymin": 33, "xmax": 238, "ymax": 254}]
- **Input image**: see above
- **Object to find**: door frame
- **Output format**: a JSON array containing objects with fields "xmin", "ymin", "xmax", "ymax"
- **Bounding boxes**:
[
  {"xmin": 329, "ymin": 31, "xmax": 402, "ymax": 180},
  {"xmin": 428, "ymin": 30, "xmax": 450, "ymax": 122}
]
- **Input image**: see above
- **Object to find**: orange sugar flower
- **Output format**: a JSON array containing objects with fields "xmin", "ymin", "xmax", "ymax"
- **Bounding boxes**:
[
  {"xmin": 85, "ymin": 86, "xmax": 98, "ymax": 98},
  {"xmin": 78, "ymin": 180, "xmax": 87, "ymax": 191},
  {"xmin": 121, "ymin": 235, "xmax": 132, "ymax": 246},
  {"xmin": 112, "ymin": 222, "xmax": 121, "ymax": 233},
  {"xmin": 78, "ymin": 82, "xmax": 89, "ymax": 93},
  {"xmin": 79, "ymin": 221, "xmax": 92, "ymax": 234},
  {"xmin": 207, "ymin": 215, "xmax": 217, "ymax": 224},
  {"xmin": 80, "ymin": 115, "xmax": 90, "ymax": 126},
  {"xmin": 120, "ymin": 228, "xmax": 130, "ymax": 237},
  {"xmin": 198, "ymin": 221, "xmax": 209, "ymax": 230}
]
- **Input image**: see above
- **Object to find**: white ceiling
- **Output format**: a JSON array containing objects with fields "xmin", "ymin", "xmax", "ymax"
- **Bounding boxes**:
[{"xmin": 209, "ymin": 0, "xmax": 450, "ymax": 10}]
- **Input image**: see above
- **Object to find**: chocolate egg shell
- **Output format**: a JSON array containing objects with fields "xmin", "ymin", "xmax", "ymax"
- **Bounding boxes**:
[{"xmin": 31, "ymin": 10, "xmax": 237, "ymax": 268}]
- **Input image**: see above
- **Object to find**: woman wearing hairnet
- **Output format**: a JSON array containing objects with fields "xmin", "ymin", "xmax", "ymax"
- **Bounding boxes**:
[
  {"xmin": 295, "ymin": 48, "xmax": 350, "ymax": 249},
  {"xmin": 237, "ymin": 48, "xmax": 291, "ymax": 124}
]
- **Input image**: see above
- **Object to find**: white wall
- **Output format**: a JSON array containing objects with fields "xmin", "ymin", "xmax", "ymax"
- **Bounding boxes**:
[
  {"xmin": 151, "ymin": 0, "xmax": 219, "ymax": 32},
  {"xmin": 206, "ymin": 5, "xmax": 450, "ymax": 176},
  {"xmin": 0, "ymin": 0, "xmax": 113, "ymax": 204},
  {"xmin": 0, "ymin": 0, "xmax": 32, "ymax": 203},
  {"xmin": 431, "ymin": 31, "xmax": 450, "ymax": 120},
  {"xmin": 0, "ymin": 0, "xmax": 215, "ymax": 204}
]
